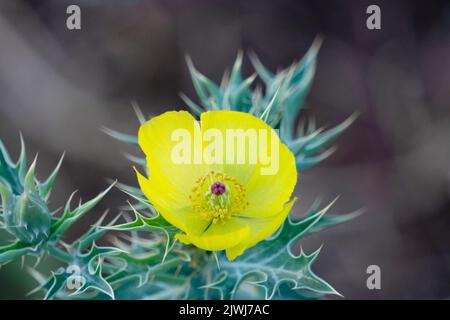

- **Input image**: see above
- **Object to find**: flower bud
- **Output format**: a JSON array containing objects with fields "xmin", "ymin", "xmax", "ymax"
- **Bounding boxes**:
[{"xmin": 2, "ymin": 186, "xmax": 51, "ymax": 244}]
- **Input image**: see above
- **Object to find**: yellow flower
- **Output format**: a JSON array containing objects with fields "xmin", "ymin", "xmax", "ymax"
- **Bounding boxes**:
[{"xmin": 136, "ymin": 110, "xmax": 297, "ymax": 260}]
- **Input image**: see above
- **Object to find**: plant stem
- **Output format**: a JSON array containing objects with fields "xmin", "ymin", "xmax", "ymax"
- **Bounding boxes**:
[{"xmin": 47, "ymin": 245, "xmax": 72, "ymax": 263}]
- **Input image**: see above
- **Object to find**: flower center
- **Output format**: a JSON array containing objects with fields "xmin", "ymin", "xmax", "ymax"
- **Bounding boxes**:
[
  {"xmin": 210, "ymin": 181, "xmax": 226, "ymax": 195},
  {"xmin": 189, "ymin": 171, "xmax": 248, "ymax": 224}
]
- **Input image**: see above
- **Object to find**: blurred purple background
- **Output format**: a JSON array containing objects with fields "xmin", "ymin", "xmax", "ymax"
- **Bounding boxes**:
[{"xmin": 0, "ymin": 0, "xmax": 449, "ymax": 299}]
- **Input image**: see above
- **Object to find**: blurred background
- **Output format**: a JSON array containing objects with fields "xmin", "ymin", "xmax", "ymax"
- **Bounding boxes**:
[{"xmin": 0, "ymin": 0, "xmax": 449, "ymax": 299}]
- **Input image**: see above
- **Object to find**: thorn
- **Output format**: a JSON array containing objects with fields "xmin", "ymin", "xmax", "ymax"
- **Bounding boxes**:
[
  {"xmin": 260, "ymin": 87, "xmax": 280, "ymax": 122},
  {"xmin": 185, "ymin": 55, "xmax": 198, "ymax": 76},
  {"xmin": 123, "ymin": 153, "xmax": 145, "ymax": 165},
  {"xmin": 51, "ymin": 206, "xmax": 63, "ymax": 216},
  {"xmin": 92, "ymin": 209, "xmax": 110, "ymax": 228},
  {"xmin": 33, "ymin": 255, "xmax": 42, "ymax": 268},
  {"xmin": 213, "ymin": 251, "xmax": 221, "ymax": 271},
  {"xmin": 27, "ymin": 154, "xmax": 38, "ymax": 175},
  {"xmin": 311, "ymin": 35, "xmax": 324, "ymax": 52},
  {"xmin": 131, "ymin": 100, "xmax": 146, "ymax": 124},
  {"xmin": 17, "ymin": 132, "xmax": 26, "ymax": 165}
]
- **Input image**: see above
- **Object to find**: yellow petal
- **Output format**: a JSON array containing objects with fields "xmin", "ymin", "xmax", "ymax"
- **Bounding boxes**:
[
  {"xmin": 243, "ymin": 143, "xmax": 296, "ymax": 217},
  {"xmin": 201, "ymin": 110, "xmax": 297, "ymax": 218},
  {"xmin": 226, "ymin": 198, "xmax": 297, "ymax": 260},
  {"xmin": 200, "ymin": 110, "xmax": 259, "ymax": 184},
  {"xmin": 139, "ymin": 111, "xmax": 208, "ymax": 196},
  {"xmin": 176, "ymin": 219, "xmax": 251, "ymax": 251},
  {"xmin": 136, "ymin": 169, "xmax": 211, "ymax": 235},
  {"xmin": 137, "ymin": 111, "xmax": 210, "ymax": 232}
]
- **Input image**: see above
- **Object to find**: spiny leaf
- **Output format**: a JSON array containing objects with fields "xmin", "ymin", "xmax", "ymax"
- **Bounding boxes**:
[
  {"xmin": 72, "ymin": 263, "xmax": 115, "ymax": 300},
  {"xmin": 37, "ymin": 263, "xmax": 115, "ymax": 300},
  {"xmin": 209, "ymin": 246, "xmax": 340, "ymax": 300},
  {"xmin": 39, "ymin": 153, "xmax": 65, "ymax": 200},
  {"xmin": 179, "ymin": 92, "xmax": 204, "ymax": 116},
  {"xmin": 106, "ymin": 248, "xmax": 190, "ymax": 288},
  {"xmin": 278, "ymin": 42, "xmax": 320, "ymax": 141},
  {"xmin": 288, "ymin": 129, "xmax": 323, "ymax": 154},
  {"xmin": 203, "ymin": 199, "xmax": 352, "ymax": 300},
  {"xmin": 103, "ymin": 205, "xmax": 179, "ymax": 262},
  {"xmin": 75, "ymin": 212, "xmax": 120, "ymax": 251},
  {"xmin": 101, "ymin": 127, "xmax": 138, "ymax": 146},
  {"xmin": 302, "ymin": 113, "xmax": 357, "ymax": 157},
  {"xmin": 302, "ymin": 202, "xmax": 363, "ymax": 235},
  {"xmin": 50, "ymin": 182, "xmax": 116, "ymax": 240},
  {"xmin": 295, "ymin": 147, "xmax": 337, "ymax": 170},
  {"xmin": 186, "ymin": 56, "xmax": 222, "ymax": 109},
  {"xmin": 230, "ymin": 51, "xmax": 244, "ymax": 85},
  {"xmin": 0, "ymin": 241, "xmax": 40, "ymax": 264},
  {"xmin": 0, "ymin": 180, "xmax": 13, "ymax": 212},
  {"xmin": 249, "ymin": 51, "xmax": 274, "ymax": 84},
  {"xmin": 229, "ymin": 73, "xmax": 256, "ymax": 111},
  {"xmin": 23, "ymin": 155, "xmax": 38, "ymax": 193},
  {"xmin": 32, "ymin": 243, "xmax": 123, "ymax": 300},
  {"xmin": 76, "ymin": 242, "xmax": 124, "ymax": 273},
  {"xmin": 17, "ymin": 134, "xmax": 27, "ymax": 184},
  {"xmin": 0, "ymin": 138, "xmax": 22, "ymax": 194},
  {"xmin": 42, "ymin": 268, "xmax": 69, "ymax": 300},
  {"xmin": 112, "ymin": 274, "xmax": 190, "ymax": 300}
]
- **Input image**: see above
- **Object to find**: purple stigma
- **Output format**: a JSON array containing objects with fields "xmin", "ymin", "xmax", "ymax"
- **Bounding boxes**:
[{"xmin": 211, "ymin": 181, "xmax": 226, "ymax": 196}]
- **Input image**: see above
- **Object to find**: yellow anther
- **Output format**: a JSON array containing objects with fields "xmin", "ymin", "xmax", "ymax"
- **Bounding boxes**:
[{"xmin": 189, "ymin": 171, "xmax": 248, "ymax": 223}]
